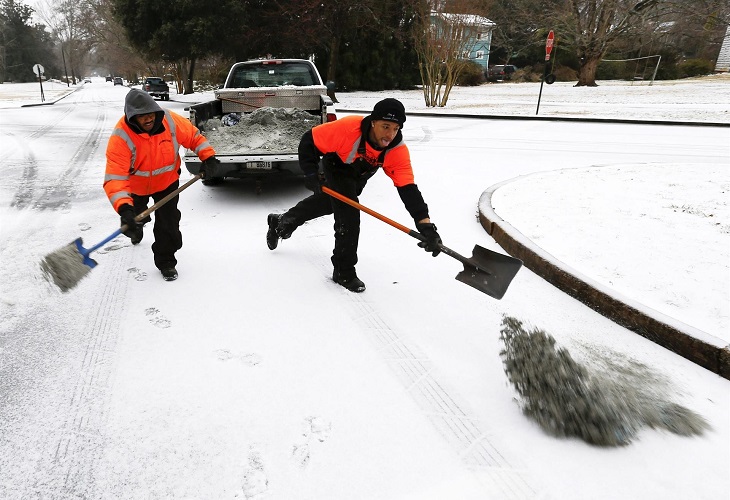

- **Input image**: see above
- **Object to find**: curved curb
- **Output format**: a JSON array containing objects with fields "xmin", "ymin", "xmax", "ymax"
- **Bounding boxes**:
[{"xmin": 478, "ymin": 179, "xmax": 730, "ymax": 380}]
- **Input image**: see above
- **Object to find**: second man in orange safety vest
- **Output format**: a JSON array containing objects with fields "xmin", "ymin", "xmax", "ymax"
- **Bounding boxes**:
[{"xmin": 266, "ymin": 98, "xmax": 442, "ymax": 292}]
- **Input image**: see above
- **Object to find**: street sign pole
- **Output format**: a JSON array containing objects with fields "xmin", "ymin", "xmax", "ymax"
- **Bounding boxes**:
[
  {"xmin": 536, "ymin": 30, "xmax": 555, "ymax": 115},
  {"xmin": 33, "ymin": 64, "xmax": 45, "ymax": 102}
]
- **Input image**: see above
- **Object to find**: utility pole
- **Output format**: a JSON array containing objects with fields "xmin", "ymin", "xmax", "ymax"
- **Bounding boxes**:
[{"xmin": 61, "ymin": 42, "xmax": 69, "ymax": 86}]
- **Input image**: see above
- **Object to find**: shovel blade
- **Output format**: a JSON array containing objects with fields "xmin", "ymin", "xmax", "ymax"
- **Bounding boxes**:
[{"xmin": 454, "ymin": 245, "xmax": 522, "ymax": 299}]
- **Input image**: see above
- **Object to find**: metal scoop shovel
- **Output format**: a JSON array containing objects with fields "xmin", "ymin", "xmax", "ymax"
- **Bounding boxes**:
[{"xmin": 322, "ymin": 186, "xmax": 522, "ymax": 299}]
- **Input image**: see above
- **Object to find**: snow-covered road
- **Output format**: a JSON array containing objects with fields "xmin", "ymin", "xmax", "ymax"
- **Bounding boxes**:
[{"xmin": 0, "ymin": 80, "xmax": 727, "ymax": 499}]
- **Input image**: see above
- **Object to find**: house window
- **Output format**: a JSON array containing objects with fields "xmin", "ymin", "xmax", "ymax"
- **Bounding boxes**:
[
  {"xmin": 462, "ymin": 51, "xmax": 471, "ymax": 58},
  {"xmin": 476, "ymin": 51, "xmax": 484, "ymax": 59}
]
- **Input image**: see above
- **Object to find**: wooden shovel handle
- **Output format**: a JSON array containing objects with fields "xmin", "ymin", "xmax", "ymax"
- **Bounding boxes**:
[
  {"xmin": 321, "ymin": 185, "xmax": 478, "ymax": 267},
  {"xmin": 120, "ymin": 174, "xmax": 202, "ymax": 233},
  {"xmin": 321, "ymin": 186, "xmax": 423, "ymax": 240}
]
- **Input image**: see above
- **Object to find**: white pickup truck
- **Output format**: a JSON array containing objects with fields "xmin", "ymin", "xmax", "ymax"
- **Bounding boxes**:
[{"xmin": 184, "ymin": 59, "xmax": 337, "ymax": 187}]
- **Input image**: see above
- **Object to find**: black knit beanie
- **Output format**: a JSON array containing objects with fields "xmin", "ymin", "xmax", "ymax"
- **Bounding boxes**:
[{"xmin": 370, "ymin": 98, "xmax": 406, "ymax": 128}]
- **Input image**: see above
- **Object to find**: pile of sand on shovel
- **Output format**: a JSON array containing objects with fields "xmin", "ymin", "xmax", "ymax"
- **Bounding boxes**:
[{"xmin": 499, "ymin": 316, "xmax": 710, "ymax": 446}]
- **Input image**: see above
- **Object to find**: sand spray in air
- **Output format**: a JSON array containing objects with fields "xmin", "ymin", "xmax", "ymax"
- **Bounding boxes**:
[{"xmin": 499, "ymin": 316, "xmax": 710, "ymax": 446}]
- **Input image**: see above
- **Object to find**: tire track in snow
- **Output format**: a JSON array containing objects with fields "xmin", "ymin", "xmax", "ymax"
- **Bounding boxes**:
[
  {"xmin": 2, "ymin": 129, "xmax": 41, "ymax": 210},
  {"xmin": 3, "ymin": 101, "xmax": 107, "ymax": 212},
  {"xmin": 33, "ymin": 104, "xmax": 108, "ymax": 211},
  {"xmin": 32, "ymin": 237, "xmax": 132, "ymax": 498},
  {"xmin": 296, "ymin": 222, "xmax": 537, "ymax": 499},
  {"xmin": 2, "ymin": 106, "xmax": 75, "ymax": 209}
]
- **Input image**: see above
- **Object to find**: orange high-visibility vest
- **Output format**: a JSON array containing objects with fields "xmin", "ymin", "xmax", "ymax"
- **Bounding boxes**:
[
  {"xmin": 311, "ymin": 115, "xmax": 415, "ymax": 187},
  {"xmin": 104, "ymin": 110, "xmax": 214, "ymax": 211}
]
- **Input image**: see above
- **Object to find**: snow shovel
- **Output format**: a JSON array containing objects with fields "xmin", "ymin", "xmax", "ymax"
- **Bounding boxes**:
[
  {"xmin": 41, "ymin": 175, "xmax": 202, "ymax": 292},
  {"xmin": 322, "ymin": 186, "xmax": 522, "ymax": 299}
]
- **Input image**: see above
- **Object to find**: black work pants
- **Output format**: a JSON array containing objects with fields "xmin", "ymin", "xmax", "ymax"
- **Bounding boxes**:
[
  {"xmin": 285, "ymin": 165, "xmax": 367, "ymax": 276},
  {"xmin": 132, "ymin": 180, "xmax": 182, "ymax": 270}
]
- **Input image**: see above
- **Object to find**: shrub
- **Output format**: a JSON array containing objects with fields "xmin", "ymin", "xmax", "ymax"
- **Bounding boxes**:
[
  {"xmin": 596, "ymin": 59, "xmax": 630, "ymax": 80},
  {"xmin": 456, "ymin": 61, "xmax": 485, "ymax": 86},
  {"xmin": 553, "ymin": 65, "xmax": 577, "ymax": 82},
  {"xmin": 512, "ymin": 67, "xmax": 541, "ymax": 82},
  {"xmin": 677, "ymin": 59, "xmax": 714, "ymax": 78}
]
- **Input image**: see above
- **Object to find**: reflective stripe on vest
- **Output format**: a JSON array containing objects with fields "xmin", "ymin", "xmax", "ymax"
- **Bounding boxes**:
[
  {"xmin": 344, "ymin": 140, "xmax": 360, "ymax": 164},
  {"xmin": 110, "ymin": 191, "xmax": 131, "ymax": 204},
  {"xmin": 191, "ymin": 130, "xmax": 211, "ymax": 155},
  {"xmin": 110, "ymin": 127, "xmax": 137, "ymax": 172},
  {"xmin": 113, "ymin": 110, "xmax": 182, "ymax": 177},
  {"xmin": 104, "ymin": 173, "xmax": 129, "ymax": 182}
]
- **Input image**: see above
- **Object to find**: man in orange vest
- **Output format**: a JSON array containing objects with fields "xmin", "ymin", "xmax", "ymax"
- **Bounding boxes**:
[
  {"xmin": 266, "ymin": 98, "xmax": 441, "ymax": 292},
  {"xmin": 104, "ymin": 89, "xmax": 219, "ymax": 281}
]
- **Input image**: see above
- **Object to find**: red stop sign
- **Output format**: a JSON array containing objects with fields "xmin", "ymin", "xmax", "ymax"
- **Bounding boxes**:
[{"xmin": 545, "ymin": 30, "xmax": 555, "ymax": 61}]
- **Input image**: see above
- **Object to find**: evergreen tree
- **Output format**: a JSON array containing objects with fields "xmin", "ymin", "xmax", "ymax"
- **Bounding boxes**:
[
  {"xmin": 110, "ymin": 0, "xmax": 246, "ymax": 93},
  {"xmin": 1, "ymin": 0, "xmax": 55, "ymax": 82}
]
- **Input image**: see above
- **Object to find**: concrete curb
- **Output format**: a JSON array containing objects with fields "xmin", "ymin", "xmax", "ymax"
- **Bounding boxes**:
[
  {"xmin": 21, "ymin": 86, "xmax": 79, "ymax": 108},
  {"xmin": 478, "ymin": 180, "xmax": 730, "ymax": 380}
]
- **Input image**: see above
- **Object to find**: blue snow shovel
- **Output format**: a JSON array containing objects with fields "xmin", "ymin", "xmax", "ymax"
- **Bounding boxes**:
[{"xmin": 41, "ymin": 174, "xmax": 202, "ymax": 292}]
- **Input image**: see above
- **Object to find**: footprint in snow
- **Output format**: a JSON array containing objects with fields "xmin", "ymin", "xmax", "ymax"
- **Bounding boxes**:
[
  {"xmin": 291, "ymin": 442, "xmax": 310, "ymax": 468},
  {"xmin": 78, "ymin": 223, "xmax": 91, "ymax": 231},
  {"xmin": 127, "ymin": 267, "xmax": 148, "ymax": 281},
  {"xmin": 292, "ymin": 416, "xmax": 331, "ymax": 468},
  {"xmin": 240, "ymin": 446, "xmax": 269, "ymax": 499},
  {"xmin": 307, "ymin": 416, "xmax": 332, "ymax": 442},
  {"xmin": 145, "ymin": 307, "xmax": 171, "ymax": 328},
  {"xmin": 215, "ymin": 349, "xmax": 261, "ymax": 366},
  {"xmin": 96, "ymin": 240, "xmax": 131, "ymax": 254}
]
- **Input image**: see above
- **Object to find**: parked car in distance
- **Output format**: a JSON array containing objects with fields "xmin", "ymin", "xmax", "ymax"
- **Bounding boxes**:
[
  {"xmin": 105, "ymin": 76, "xmax": 112, "ymax": 82},
  {"xmin": 113, "ymin": 77, "xmax": 123, "ymax": 86},
  {"xmin": 487, "ymin": 64, "xmax": 517, "ymax": 82},
  {"xmin": 84, "ymin": 77, "xmax": 91, "ymax": 83}
]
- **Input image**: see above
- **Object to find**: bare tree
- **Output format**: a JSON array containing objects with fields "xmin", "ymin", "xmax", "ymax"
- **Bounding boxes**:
[
  {"xmin": 34, "ymin": 0, "xmax": 96, "ymax": 83},
  {"xmin": 411, "ymin": 0, "xmax": 493, "ymax": 107},
  {"xmin": 79, "ymin": 0, "xmax": 149, "ymax": 79},
  {"xmin": 559, "ymin": 0, "xmax": 660, "ymax": 86}
]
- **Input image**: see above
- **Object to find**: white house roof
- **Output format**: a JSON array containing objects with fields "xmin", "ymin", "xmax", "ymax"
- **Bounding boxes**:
[{"xmin": 435, "ymin": 12, "xmax": 496, "ymax": 28}]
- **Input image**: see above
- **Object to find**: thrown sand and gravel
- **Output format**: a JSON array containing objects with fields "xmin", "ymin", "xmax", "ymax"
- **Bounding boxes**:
[{"xmin": 499, "ymin": 316, "xmax": 710, "ymax": 446}]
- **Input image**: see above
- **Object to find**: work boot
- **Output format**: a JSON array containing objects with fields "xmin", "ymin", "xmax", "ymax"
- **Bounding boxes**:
[
  {"xmin": 161, "ymin": 267, "xmax": 178, "ymax": 281},
  {"xmin": 277, "ymin": 214, "xmax": 297, "ymax": 239},
  {"xmin": 266, "ymin": 214, "xmax": 281, "ymax": 250},
  {"xmin": 266, "ymin": 213, "xmax": 298, "ymax": 250},
  {"xmin": 333, "ymin": 269, "xmax": 366, "ymax": 293}
]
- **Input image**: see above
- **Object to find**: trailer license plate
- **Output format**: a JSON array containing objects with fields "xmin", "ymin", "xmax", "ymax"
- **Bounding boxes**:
[{"xmin": 247, "ymin": 161, "xmax": 272, "ymax": 170}]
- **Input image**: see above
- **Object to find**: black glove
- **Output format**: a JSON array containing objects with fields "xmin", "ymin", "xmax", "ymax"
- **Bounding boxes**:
[
  {"xmin": 118, "ymin": 204, "xmax": 142, "ymax": 241},
  {"xmin": 304, "ymin": 172, "xmax": 322, "ymax": 194},
  {"xmin": 200, "ymin": 156, "xmax": 220, "ymax": 179},
  {"xmin": 416, "ymin": 222, "xmax": 442, "ymax": 257}
]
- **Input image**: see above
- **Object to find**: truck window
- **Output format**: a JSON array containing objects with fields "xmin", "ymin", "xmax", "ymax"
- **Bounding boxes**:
[{"xmin": 227, "ymin": 61, "xmax": 319, "ymax": 88}]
